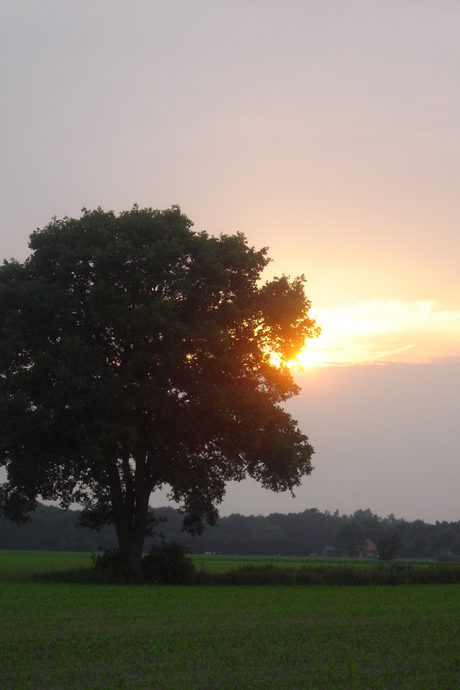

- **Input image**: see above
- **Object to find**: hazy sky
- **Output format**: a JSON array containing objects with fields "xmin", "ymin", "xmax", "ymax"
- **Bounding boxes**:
[{"xmin": 1, "ymin": 1, "xmax": 459, "ymax": 522}]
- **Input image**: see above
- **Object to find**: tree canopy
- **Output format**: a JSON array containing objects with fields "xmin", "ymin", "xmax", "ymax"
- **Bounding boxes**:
[
  {"xmin": 0, "ymin": 206, "xmax": 319, "ymax": 579},
  {"xmin": 376, "ymin": 529, "xmax": 404, "ymax": 561},
  {"xmin": 4, "ymin": 502, "xmax": 460, "ymax": 560},
  {"xmin": 334, "ymin": 521, "xmax": 365, "ymax": 555}
]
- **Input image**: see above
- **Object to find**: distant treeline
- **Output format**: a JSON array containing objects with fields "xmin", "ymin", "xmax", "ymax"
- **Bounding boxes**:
[{"xmin": 2, "ymin": 503, "xmax": 460, "ymax": 558}]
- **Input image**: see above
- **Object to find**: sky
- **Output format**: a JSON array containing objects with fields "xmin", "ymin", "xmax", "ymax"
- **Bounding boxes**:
[{"xmin": 1, "ymin": 1, "xmax": 459, "ymax": 522}]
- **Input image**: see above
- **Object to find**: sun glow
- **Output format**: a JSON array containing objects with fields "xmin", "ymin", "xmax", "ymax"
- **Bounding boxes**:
[{"xmin": 293, "ymin": 300, "xmax": 460, "ymax": 368}]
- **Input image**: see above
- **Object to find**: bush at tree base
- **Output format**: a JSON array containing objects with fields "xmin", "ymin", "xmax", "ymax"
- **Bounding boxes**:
[
  {"xmin": 91, "ymin": 549, "xmax": 131, "ymax": 582},
  {"xmin": 91, "ymin": 541, "xmax": 195, "ymax": 584},
  {"xmin": 31, "ymin": 559, "xmax": 460, "ymax": 586},
  {"xmin": 142, "ymin": 540, "xmax": 195, "ymax": 584}
]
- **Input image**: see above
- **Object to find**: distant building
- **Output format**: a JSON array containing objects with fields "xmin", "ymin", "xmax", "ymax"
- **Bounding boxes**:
[
  {"xmin": 359, "ymin": 539, "xmax": 378, "ymax": 558},
  {"xmin": 322, "ymin": 539, "xmax": 378, "ymax": 558},
  {"xmin": 322, "ymin": 545, "xmax": 340, "ymax": 557}
]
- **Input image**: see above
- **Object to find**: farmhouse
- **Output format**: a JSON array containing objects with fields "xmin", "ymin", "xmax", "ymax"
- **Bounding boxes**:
[
  {"xmin": 322, "ymin": 545, "xmax": 342, "ymax": 557},
  {"xmin": 359, "ymin": 539, "xmax": 378, "ymax": 558},
  {"xmin": 322, "ymin": 539, "xmax": 378, "ymax": 558}
]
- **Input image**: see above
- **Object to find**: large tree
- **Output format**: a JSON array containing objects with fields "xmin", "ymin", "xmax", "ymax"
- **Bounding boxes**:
[
  {"xmin": 0, "ymin": 206, "xmax": 319, "ymax": 579},
  {"xmin": 334, "ymin": 521, "xmax": 365, "ymax": 556},
  {"xmin": 376, "ymin": 529, "xmax": 404, "ymax": 561}
]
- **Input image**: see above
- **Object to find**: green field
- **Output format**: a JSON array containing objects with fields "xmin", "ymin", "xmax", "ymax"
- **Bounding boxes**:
[
  {"xmin": 0, "ymin": 551, "xmax": 92, "ymax": 582},
  {"xmin": 0, "ymin": 551, "xmax": 376, "ymax": 582},
  {"xmin": 192, "ymin": 554, "xmax": 387, "ymax": 573},
  {"xmin": 1, "ymin": 551, "xmax": 460, "ymax": 689}
]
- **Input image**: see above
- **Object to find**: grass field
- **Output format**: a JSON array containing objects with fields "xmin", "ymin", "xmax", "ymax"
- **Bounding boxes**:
[
  {"xmin": 1, "ymin": 551, "xmax": 460, "ymax": 689},
  {"xmin": 192, "ymin": 554, "xmax": 380, "ymax": 573},
  {"xmin": 0, "ymin": 551, "xmax": 376, "ymax": 583},
  {"xmin": 0, "ymin": 551, "xmax": 92, "ymax": 582},
  {"xmin": 0, "ymin": 550, "xmax": 438, "ymax": 583}
]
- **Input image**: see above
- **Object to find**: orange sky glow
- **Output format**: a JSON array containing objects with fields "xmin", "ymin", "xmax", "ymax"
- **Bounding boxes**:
[
  {"xmin": 297, "ymin": 300, "xmax": 460, "ymax": 367},
  {"xmin": 2, "ymin": 1, "xmax": 460, "ymax": 521}
]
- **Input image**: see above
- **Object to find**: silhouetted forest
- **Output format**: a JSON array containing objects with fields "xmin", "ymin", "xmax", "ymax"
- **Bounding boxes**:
[{"xmin": 2, "ymin": 503, "xmax": 460, "ymax": 558}]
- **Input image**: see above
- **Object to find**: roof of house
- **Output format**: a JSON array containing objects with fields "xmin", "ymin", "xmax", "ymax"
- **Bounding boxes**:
[{"xmin": 362, "ymin": 539, "xmax": 377, "ymax": 552}]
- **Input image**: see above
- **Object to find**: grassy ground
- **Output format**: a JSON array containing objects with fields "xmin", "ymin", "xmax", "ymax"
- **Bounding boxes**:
[
  {"xmin": 191, "ymin": 554, "xmax": 389, "ymax": 573},
  {"xmin": 1, "ymin": 580, "xmax": 460, "ymax": 689},
  {"xmin": 0, "ymin": 551, "xmax": 380, "ymax": 583},
  {"xmin": 0, "ymin": 551, "xmax": 459, "ymax": 688},
  {"xmin": 0, "ymin": 550, "xmax": 439, "ymax": 583},
  {"xmin": 0, "ymin": 551, "xmax": 92, "ymax": 582}
]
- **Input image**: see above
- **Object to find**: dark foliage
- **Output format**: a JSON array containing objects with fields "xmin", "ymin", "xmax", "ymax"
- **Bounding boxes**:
[
  {"xmin": 377, "ymin": 529, "xmax": 405, "ymax": 561},
  {"xmin": 4, "ymin": 503, "xmax": 460, "ymax": 560},
  {"xmin": 193, "ymin": 563, "xmax": 460, "ymax": 586},
  {"xmin": 90, "ymin": 541, "xmax": 195, "ymax": 584},
  {"xmin": 0, "ymin": 206, "xmax": 318, "ymax": 580},
  {"xmin": 435, "ymin": 551, "xmax": 457, "ymax": 562},
  {"xmin": 334, "ymin": 521, "xmax": 365, "ymax": 555},
  {"xmin": 92, "ymin": 548, "xmax": 131, "ymax": 582},
  {"xmin": 33, "ymin": 562, "xmax": 460, "ymax": 587},
  {"xmin": 0, "ymin": 502, "xmax": 109, "ymax": 551},
  {"xmin": 142, "ymin": 539, "xmax": 195, "ymax": 584}
]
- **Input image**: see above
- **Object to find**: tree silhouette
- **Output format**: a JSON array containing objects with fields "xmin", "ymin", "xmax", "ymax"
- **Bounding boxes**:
[
  {"xmin": 0, "ymin": 206, "xmax": 319, "ymax": 580},
  {"xmin": 335, "ymin": 521, "xmax": 365, "ymax": 555}
]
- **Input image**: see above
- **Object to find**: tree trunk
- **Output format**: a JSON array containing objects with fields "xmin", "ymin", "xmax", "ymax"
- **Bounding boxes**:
[
  {"xmin": 111, "ymin": 484, "xmax": 151, "ymax": 583},
  {"xmin": 126, "ymin": 536, "xmax": 145, "ymax": 583}
]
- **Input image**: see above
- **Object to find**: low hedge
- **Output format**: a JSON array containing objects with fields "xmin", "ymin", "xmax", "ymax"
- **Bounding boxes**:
[
  {"xmin": 193, "ymin": 563, "xmax": 460, "ymax": 586},
  {"xmin": 33, "ymin": 562, "xmax": 460, "ymax": 586}
]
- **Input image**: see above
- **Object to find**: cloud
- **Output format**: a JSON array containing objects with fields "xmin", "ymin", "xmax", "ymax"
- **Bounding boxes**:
[{"xmin": 299, "ymin": 300, "xmax": 460, "ymax": 366}]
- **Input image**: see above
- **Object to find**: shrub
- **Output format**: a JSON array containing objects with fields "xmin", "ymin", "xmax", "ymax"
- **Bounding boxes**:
[
  {"xmin": 142, "ymin": 540, "xmax": 195, "ymax": 584},
  {"xmin": 192, "ymin": 563, "xmax": 460, "ymax": 586},
  {"xmin": 91, "ymin": 548, "xmax": 131, "ymax": 582},
  {"xmin": 435, "ymin": 550, "xmax": 458, "ymax": 563}
]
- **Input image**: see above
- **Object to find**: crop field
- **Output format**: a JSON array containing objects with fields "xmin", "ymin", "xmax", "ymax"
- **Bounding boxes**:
[
  {"xmin": 192, "ymin": 554, "xmax": 378, "ymax": 574},
  {"xmin": 1, "ymin": 582, "xmax": 460, "ymax": 689},
  {"xmin": 0, "ymin": 552, "xmax": 460, "ymax": 689},
  {"xmin": 0, "ymin": 551, "xmax": 92, "ymax": 582},
  {"xmin": 0, "ymin": 551, "xmax": 374, "ymax": 582},
  {"xmin": 195, "ymin": 557, "xmax": 320, "ymax": 575}
]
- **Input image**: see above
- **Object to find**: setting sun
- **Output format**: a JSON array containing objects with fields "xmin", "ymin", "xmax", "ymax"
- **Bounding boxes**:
[{"xmin": 293, "ymin": 300, "xmax": 460, "ymax": 368}]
